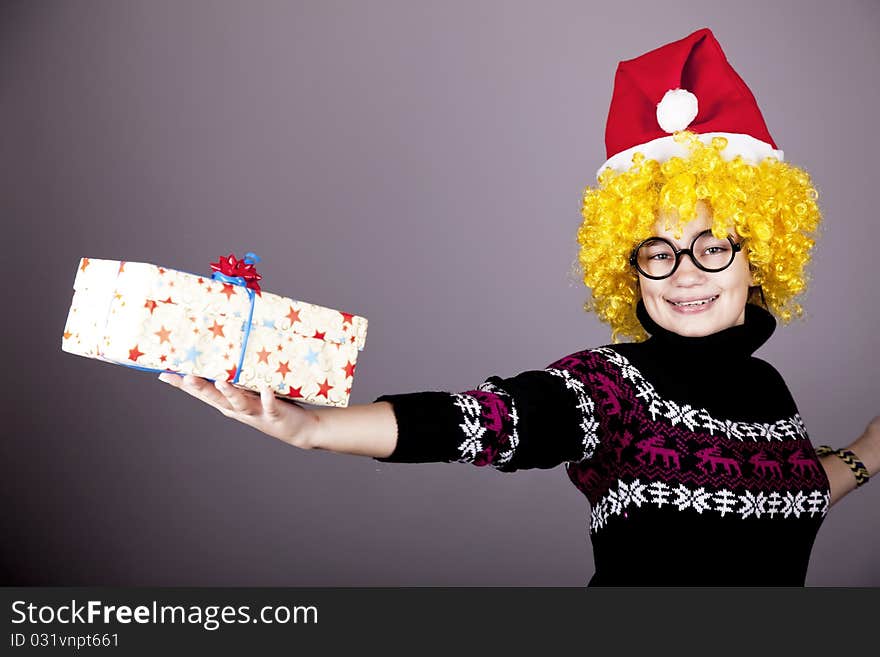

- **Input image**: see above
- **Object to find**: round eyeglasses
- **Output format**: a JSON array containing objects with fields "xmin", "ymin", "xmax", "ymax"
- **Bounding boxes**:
[{"xmin": 629, "ymin": 229, "xmax": 746, "ymax": 280}]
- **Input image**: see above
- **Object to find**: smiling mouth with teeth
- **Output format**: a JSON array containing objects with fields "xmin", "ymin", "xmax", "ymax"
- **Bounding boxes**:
[{"xmin": 667, "ymin": 294, "xmax": 719, "ymax": 307}]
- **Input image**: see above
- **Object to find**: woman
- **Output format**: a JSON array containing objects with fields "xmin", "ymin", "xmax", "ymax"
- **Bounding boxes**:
[{"xmin": 158, "ymin": 28, "xmax": 879, "ymax": 585}]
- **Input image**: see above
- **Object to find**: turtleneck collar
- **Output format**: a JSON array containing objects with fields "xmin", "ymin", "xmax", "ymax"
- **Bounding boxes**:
[{"xmin": 635, "ymin": 299, "xmax": 777, "ymax": 360}]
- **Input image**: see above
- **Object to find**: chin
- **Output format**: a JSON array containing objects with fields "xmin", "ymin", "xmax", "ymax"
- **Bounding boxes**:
[{"xmin": 665, "ymin": 319, "xmax": 720, "ymax": 337}]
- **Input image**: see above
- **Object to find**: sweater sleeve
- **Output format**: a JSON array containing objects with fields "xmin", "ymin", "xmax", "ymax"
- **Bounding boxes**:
[{"xmin": 372, "ymin": 360, "xmax": 601, "ymax": 472}]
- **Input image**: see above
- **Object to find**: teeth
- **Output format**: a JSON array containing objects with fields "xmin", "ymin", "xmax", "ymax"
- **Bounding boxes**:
[{"xmin": 671, "ymin": 295, "xmax": 718, "ymax": 307}]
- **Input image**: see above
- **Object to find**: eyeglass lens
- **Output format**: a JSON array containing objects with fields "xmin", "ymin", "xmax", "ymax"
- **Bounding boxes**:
[{"xmin": 636, "ymin": 233, "xmax": 734, "ymax": 278}]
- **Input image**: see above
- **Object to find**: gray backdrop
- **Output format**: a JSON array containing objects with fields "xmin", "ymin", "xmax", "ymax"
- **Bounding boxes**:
[{"xmin": 3, "ymin": 0, "xmax": 877, "ymax": 586}]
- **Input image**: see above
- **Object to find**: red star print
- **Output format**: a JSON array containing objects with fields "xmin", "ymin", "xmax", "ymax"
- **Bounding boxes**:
[
  {"xmin": 128, "ymin": 344, "xmax": 144, "ymax": 361},
  {"xmin": 118, "ymin": 261, "xmax": 126, "ymax": 273},
  {"xmin": 144, "ymin": 299, "xmax": 158, "ymax": 314},
  {"xmin": 160, "ymin": 296, "xmax": 174, "ymax": 305},
  {"xmin": 80, "ymin": 258, "xmax": 90, "ymax": 272},
  {"xmin": 313, "ymin": 330, "xmax": 325, "ymax": 340},
  {"xmin": 350, "ymin": 335, "xmax": 356, "ymax": 343},
  {"xmin": 225, "ymin": 365, "xmax": 237, "ymax": 382},
  {"xmin": 158, "ymin": 267, "xmax": 166, "ymax": 274},
  {"xmin": 276, "ymin": 360, "xmax": 291, "ymax": 379},
  {"xmin": 220, "ymin": 283, "xmax": 236, "ymax": 301},
  {"xmin": 340, "ymin": 311, "xmax": 354, "ymax": 326},
  {"xmin": 256, "ymin": 347, "xmax": 271, "ymax": 364},
  {"xmin": 63, "ymin": 330, "xmax": 72, "ymax": 340},
  {"xmin": 286, "ymin": 306, "xmax": 301, "ymax": 325},
  {"xmin": 343, "ymin": 361, "xmax": 356, "ymax": 378},
  {"xmin": 345, "ymin": 387, "xmax": 351, "ymax": 396},
  {"xmin": 208, "ymin": 320, "xmax": 225, "ymax": 338},
  {"xmin": 160, "ymin": 354, "xmax": 167, "ymax": 362},
  {"xmin": 197, "ymin": 277, "xmax": 204, "ymax": 284},
  {"xmin": 316, "ymin": 378, "xmax": 333, "ymax": 399},
  {"xmin": 285, "ymin": 386, "xmax": 304, "ymax": 399},
  {"xmin": 155, "ymin": 326, "xmax": 172, "ymax": 344}
]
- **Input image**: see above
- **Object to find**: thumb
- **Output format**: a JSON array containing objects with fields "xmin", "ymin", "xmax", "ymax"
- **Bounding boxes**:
[{"xmin": 261, "ymin": 387, "xmax": 281, "ymax": 419}]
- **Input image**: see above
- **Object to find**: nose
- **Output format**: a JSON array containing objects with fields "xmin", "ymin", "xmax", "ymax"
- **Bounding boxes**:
[{"xmin": 671, "ymin": 251, "xmax": 707, "ymax": 285}]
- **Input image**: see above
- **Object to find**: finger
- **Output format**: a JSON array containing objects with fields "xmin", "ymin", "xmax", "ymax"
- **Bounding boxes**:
[
  {"xmin": 214, "ymin": 379, "xmax": 262, "ymax": 415},
  {"xmin": 260, "ymin": 386, "xmax": 281, "ymax": 419},
  {"xmin": 178, "ymin": 374, "xmax": 234, "ymax": 412},
  {"xmin": 158, "ymin": 372, "xmax": 183, "ymax": 388}
]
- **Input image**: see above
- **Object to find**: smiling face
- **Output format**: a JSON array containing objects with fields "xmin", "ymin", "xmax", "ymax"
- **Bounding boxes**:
[{"xmin": 637, "ymin": 200, "xmax": 754, "ymax": 337}]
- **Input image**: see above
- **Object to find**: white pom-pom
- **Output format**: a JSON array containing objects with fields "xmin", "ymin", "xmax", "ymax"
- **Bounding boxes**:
[{"xmin": 656, "ymin": 88, "xmax": 699, "ymax": 133}]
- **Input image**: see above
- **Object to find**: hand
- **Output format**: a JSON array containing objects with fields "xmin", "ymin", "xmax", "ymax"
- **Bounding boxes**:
[
  {"xmin": 850, "ymin": 415, "xmax": 880, "ymax": 479},
  {"xmin": 157, "ymin": 373, "xmax": 317, "ymax": 449}
]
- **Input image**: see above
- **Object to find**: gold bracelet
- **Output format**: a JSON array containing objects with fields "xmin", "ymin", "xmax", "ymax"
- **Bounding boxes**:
[{"xmin": 815, "ymin": 445, "xmax": 871, "ymax": 488}]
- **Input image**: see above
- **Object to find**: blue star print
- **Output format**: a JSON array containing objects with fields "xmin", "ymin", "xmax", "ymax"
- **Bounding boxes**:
[
  {"xmin": 303, "ymin": 348, "xmax": 319, "ymax": 366},
  {"xmin": 182, "ymin": 345, "xmax": 202, "ymax": 363}
]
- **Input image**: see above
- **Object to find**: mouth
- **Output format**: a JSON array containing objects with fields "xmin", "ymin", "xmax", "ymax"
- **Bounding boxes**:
[{"xmin": 665, "ymin": 294, "xmax": 719, "ymax": 313}]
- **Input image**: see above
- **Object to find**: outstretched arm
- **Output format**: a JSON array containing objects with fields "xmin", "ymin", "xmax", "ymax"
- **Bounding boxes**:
[
  {"xmin": 157, "ymin": 361, "xmax": 601, "ymax": 472},
  {"xmin": 819, "ymin": 416, "xmax": 880, "ymax": 507}
]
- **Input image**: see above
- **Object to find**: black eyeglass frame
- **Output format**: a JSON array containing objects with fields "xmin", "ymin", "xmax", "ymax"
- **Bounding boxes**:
[{"xmin": 628, "ymin": 229, "xmax": 746, "ymax": 280}]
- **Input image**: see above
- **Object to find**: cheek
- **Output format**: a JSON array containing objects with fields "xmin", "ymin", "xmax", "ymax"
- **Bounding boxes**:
[
  {"xmin": 639, "ymin": 278, "xmax": 668, "ymax": 300},
  {"xmin": 721, "ymin": 262, "xmax": 753, "ymax": 294}
]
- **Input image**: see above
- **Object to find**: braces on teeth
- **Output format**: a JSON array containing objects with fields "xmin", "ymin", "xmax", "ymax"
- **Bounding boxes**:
[{"xmin": 670, "ymin": 295, "xmax": 718, "ymax": 307}]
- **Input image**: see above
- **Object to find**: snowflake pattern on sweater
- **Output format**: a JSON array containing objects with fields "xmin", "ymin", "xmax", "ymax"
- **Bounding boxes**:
[
  {"xmin": 376, "ymin": 347, "xmax": 830, "ymax": 521},
  {"xmin": 374, "ymin": 303, "xmax": 831, "ymax": 584}
]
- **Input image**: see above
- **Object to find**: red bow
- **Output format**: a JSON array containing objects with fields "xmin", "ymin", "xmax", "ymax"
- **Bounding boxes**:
[{"xmin": 210, "ymin": 253, "xmax": 262, "ymax": 295}]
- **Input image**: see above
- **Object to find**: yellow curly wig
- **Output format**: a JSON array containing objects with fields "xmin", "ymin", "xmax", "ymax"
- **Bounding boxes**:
[{"xmin": 573, "ymin": 130, "xmax": 823, "ymax": 342}]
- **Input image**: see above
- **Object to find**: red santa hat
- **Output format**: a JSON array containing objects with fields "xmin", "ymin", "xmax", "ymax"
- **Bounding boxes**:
[{"xmin": 596, "ymin": 27, "xmax": 784, "ymax": 181}]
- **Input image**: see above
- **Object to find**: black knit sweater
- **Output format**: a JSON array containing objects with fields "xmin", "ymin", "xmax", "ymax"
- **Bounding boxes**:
[{"xmin": 373, "ymin": 301, "xmax": 830, "ymax": 586}]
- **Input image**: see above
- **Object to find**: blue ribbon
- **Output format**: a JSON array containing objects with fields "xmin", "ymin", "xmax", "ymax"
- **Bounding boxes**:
[
  {"xmin": 209, "ymin": 252, "xmax": 260, "ymax": 384},
  {"xmin": 103, "ymin": 252, "xmax": 262, "ymax": 386}
]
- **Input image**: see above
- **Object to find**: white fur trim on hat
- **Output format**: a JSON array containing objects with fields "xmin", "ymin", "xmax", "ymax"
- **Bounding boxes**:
[
  {"xmin": 656, "ymin": 88, "xmax": 698, "ymax": 133},
  {"xmin": 595, "ymin": 132, "xmax": 784, "ymax": 181}
]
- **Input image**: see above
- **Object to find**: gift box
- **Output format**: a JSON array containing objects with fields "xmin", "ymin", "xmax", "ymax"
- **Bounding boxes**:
[{"xmin": 61, "ymin": 253, "xmax": 368, "ymax": 407}]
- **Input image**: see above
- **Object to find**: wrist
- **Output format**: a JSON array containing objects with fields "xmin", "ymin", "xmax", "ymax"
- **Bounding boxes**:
[
  {"xmin": 816, "ymin": 442, "xmax": 871, "ymax": 488},
  {"xmin": 294, "ymin": 409, "xmax": 321, "ymax": 450},
  {"xmin": 850, "ymin": 431, "xmax": 880, "ymax": 477},
  {"xmin": 303, "ymin": 407, "xmax": 340, "ymax": 453}
]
